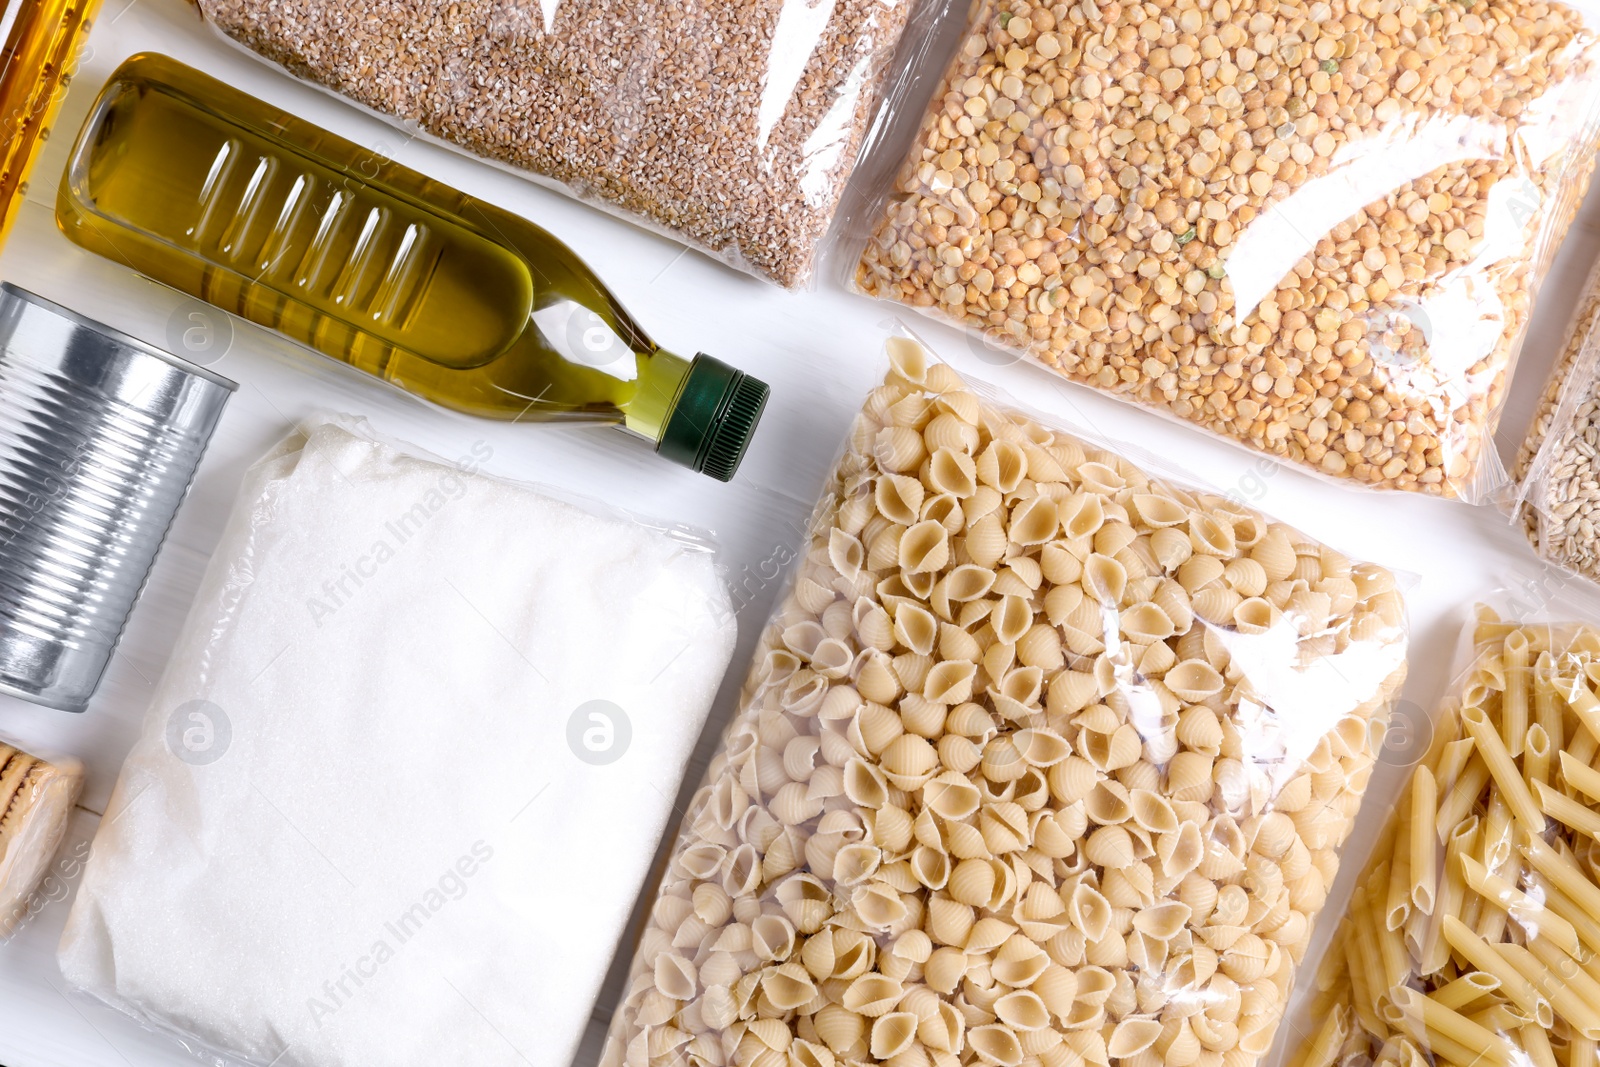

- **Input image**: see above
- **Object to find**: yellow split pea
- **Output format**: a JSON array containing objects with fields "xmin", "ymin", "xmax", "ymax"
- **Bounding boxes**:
[{"xmin": 857, "ymin": 0, "xmax": 1600, "ymax": 494}]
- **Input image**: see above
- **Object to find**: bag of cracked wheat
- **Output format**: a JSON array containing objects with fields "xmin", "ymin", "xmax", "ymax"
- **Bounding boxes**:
[
  {"xmin": 193, "ymin": 0, "xmax": 949, "ymax": 288},
  {"xmin": 854, "ymin": 0, "xmax": 1600, "ymax": 498},
  {"xmin": 1514, "ymin": 256, "xmax": 1600, "ymax": 583},
  {"xmin": 600, "ymin": 332, "xmax": 1411, "ymax": 1067}
]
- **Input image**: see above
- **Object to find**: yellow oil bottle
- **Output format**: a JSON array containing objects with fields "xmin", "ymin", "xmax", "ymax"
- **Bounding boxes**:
[
  {"xmin": 58, "ymin": 53, "xmax": 769, "ymax": 480},
  {"xmin": 0, "ymin": 0, "xmax": 97, "ymax": 247}
]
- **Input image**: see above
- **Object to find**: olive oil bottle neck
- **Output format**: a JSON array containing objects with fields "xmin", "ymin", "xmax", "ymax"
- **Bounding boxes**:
[{"xmin": 624, "ymin": 347, "xmax": 695, "ymax": 442}]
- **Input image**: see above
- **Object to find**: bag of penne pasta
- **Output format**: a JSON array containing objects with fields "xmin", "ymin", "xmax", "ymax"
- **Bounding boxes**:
[
  {"xmin": 1285, "ymin": 605, "xmax": 1600, "ymax": 1067},
  {"xmin": 601, "ymin": 331, "xmax": 1411, "ymax": 1067}
]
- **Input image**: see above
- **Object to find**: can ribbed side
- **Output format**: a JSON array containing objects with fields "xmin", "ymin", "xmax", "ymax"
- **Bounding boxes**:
[
  {"xmin": 0, "ymin": 358, "xmax": 204, "ymax": 649},
  {"xmin": 0, "ymin": 284, "xmax": 234, "ymax": 711}
]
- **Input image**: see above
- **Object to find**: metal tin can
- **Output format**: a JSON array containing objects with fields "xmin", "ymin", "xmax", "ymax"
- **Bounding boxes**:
[{"xmin": 0, "ymin": 283, "xmax": 235, "ymax": 712}]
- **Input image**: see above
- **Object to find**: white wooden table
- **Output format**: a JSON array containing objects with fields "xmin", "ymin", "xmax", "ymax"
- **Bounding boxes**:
[{"xmin": 3, "ymin": 3, "xmax": 1600, "ymax": 1064}]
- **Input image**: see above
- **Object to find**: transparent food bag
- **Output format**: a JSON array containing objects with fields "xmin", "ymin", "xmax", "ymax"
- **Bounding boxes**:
[
  {"xmin": 57, "ymin": 416, "xmax": 737, "ymax": 1067},
  {"xmin": 601, "ymin": 334, "xmax": 1410, "ymax": 1067},
  {"xmin": 0, "ymin": 735, "xmax": 83, "ymax": 941},
  {"xmin": 855, "ymin": 0, "xmax": 1600, "ymax": 497},
  {"xmin": 1514, "ymin": 257, "xmax": 1600, "ymax": 584},
  {"xmin": 1287, "ymin": 605, "xmax": 1600, "ymax": 1067},
  {"xmin": 194, "ymin": 0, "xmax": 942, "ymax": 288}
]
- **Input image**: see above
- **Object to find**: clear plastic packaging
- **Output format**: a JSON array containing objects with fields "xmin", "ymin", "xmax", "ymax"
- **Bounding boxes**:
[
  {"xmin": 57, "ymin": 416, "xmax": 738, "ymax": 1067},
  {"xmin": 601, "ymin": 334, "xmax": 1410, "ymax": 1067},
  {"xmin": 1514, "ymin": 257, "xmax": 1600, "ymax": 582},
  {"xmin": 191, "ymin": 0, "xmax": 946, "ymax": 288},
  {"xmin": 1287, "ymin": 605, "xmax": 1600, "ymax": 1067},
  {"xmin": 854, "ymin": 0, "xmax": 1600, "ymax": 498},
  {"xmin": 0, "ymin": 735, "xmax": 83, "ymax": 940}
]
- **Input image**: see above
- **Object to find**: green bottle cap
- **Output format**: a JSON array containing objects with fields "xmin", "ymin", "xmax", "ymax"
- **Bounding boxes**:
[{"xmin": 657, "ymin": 354, "xmax": 769, "ymax": 482}]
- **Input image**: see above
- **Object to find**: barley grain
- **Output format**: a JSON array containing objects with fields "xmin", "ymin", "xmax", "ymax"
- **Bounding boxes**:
[{"xmin": 1515, "ymin": 257, "xmax": 1600, "ymax": 579}]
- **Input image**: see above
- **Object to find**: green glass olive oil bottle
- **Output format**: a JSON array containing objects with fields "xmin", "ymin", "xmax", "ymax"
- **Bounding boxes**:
[{"xmin": 57, "ymin": 53, "xmax": 769, "ymax": 480}]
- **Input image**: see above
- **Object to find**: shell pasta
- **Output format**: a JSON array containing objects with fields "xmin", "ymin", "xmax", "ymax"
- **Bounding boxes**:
[
  {"xmin": 1292, "ymin": 611, "xmax": 1600, "ymax": 1067},
  {"xmin": 603, "ymin": 339, "xmax": 1409, "ymax": 1067}
]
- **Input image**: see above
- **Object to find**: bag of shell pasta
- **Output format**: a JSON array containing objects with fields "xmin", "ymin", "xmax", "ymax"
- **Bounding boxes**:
[
  {"xmin": 1514, "ymin": 257, "xmax": 1600, "ymax": 585},
  {"xmin": 600, "ymin": 333, "xmax": 1410, "ymax": 1067},
  {"xmin": 855, "ymin": 0, "xmax": 1600, "ymax": 498}
]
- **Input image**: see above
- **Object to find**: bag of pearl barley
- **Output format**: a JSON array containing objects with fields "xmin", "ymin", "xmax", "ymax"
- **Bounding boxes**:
[
  {"xmin": 1513, "ymin": 257, "xmax": 1600, "ymax": 586},
  {"xmin": 854, "ymin": 0, "xmax": 1600, "ymax": 498},
  {"xmin": 600, "ymin": 333, "xmax": 1410, "ymax": 1067}
]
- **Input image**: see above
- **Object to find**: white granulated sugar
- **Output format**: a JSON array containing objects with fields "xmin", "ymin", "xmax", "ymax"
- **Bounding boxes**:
[{"xmin": 59, "ymin": 418, "xmax": 736, "ymax": 1067}]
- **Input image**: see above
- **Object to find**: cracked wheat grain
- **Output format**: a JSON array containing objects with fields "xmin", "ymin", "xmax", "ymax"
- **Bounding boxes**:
[{"xmin": 198, "ymin": 0, "xmax": 917, "ymax": 287}]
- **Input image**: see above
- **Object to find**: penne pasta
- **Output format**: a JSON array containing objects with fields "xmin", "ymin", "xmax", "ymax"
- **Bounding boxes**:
[
  {"xmin": 1464, "ymin": 1003, "xmax": 1525, "ymax": 1033},
  {"xmin": 1430, "ymin": 972, "xmax": 1499, "ymax": 1012},
  {"xmin": 1561, "ymin": 749, "xmax": 1600, "ymax": 805},
  {"xmin": 1401, "ymin": 900, "xmax": 1430, "ymax": 969},
  {"xmin": 1293, "ymin": 1006, "xmax": 1352, "ymax": 1067},
  {"xmin": 1474, "ymin": 792, "xmax": 1516, "ymax": 942},
  {"xmin": 1527, "ymin": 871, "xmax": 1600, "ymax": 958},
  {"xmin": 1535, "ymin": 653, "xmax": 1565, "ymax": 758},
  {"xmin": 1520, "ymin": 1024, "xmax": 1559, "ymax": 1067},
  {"xmin": 1352, "ymin": 887, "xmax": 1392, "ymax": 1003},
  {"xmin": 1436, "ymin": 758, "xmax": 1491, "ymax": 843},
  {"xmin": 1421, "ymin": 823, "xmax": 1477, "ymax": 975},
  {"xmin": 1522, "ymin": 834, "xmax": 1600, "ymax": 920},
  {"xmin": 1461, "ymin": 703, "xmax": 1546, "ymax": 833},
  {"xmin": 1289, "ymin": 618, "xmax": 1600, "ymax": 1067},
  {"xmin": 1573, "ymin": 722, "xmax": 1600, "ymax": 774},
  {"xmin": 1566, "ymin": 1035, "xmax": 1599, "ymax": 1067},
  {"xmin": 1562, "ymin": 678, "xmax": 1600, "ymax": 750},
  {"xmin": 1471, "ymin": 616, "xmax": 1521, "ymax": 646},
  {"xmin": 1458, "ymin": 854, "xmax": 1583, "ymax": 957},
  {"xmin": 1345, "ymin": 919, "xmax": 1386, "ymax": 1040},
  {"xmin": 1411, "ymin": 767, "xmax": 1439, "ymax": 913},
  {"xmin": 1503, "ymin": 632, "xmax": 1531, "ymax": 758},
  {"xmin": 1379, "ymin": 996, "xmax": 1478, "ymax": 1067},
  {"xmin": 1439, "ymin": 915, "xmax": 1553, "ymax": 1028},
  {"xmin": 1434, "ymin": 738, "xmax": 1478, "ymax": 803},
  {"xmin": 1535, "ymin": 779, "xmax": 1600, "ymax": 842},
  {"xmin": 1502, "ymin": 939, "xmax": 1600, "ymax": 1040},
  {"xmin": 1382, "ymin": 919, "xmax": 1420, "ymax": 990},
  {"xmin": 1387, "ymin": 987, "xmax": 1519, "ymax": 1067},
  {"xmin": 1385, "ymin": 844, "xmax": 1413, "ymax": 932},
  {"xmin": 1525, "ymin": 724, "xmax": 1553, "ymax": 791}
]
